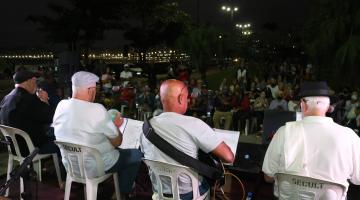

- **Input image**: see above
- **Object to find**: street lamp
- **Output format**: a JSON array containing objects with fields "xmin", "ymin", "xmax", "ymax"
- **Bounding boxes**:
[
  {"xmin": 235, "ymin": 23, "xmax": 252, "ymax": 36},
  {"xmin": 221, "ymin": 5, "xmax": 238, "ymax": 21}
]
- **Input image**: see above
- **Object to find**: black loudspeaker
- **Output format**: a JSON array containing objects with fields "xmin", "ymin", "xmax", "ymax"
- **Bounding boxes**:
[
  {"xmin": 262, "ymin": 110, "xmax": 297, "ymax": 145},
  {"xmin": 57, "ymin": 51, "xmax": 80, "ymax": 97},
  {"xmin": 231, "ymin": 142, "xmax": 267, "ymax": 174}
]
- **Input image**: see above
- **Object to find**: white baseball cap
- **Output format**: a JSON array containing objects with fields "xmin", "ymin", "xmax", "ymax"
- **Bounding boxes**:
[{"xmin": 71, "ymin": 71, "xmax": 99, "ymax": 88}]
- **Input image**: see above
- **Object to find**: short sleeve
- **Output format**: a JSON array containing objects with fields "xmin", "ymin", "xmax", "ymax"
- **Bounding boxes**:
[
  {"xmin": 191, "ymin": 119, "xmax": 223, "ymax": 153},
  {"xmin": 94, "ymin": 104, "xmax": 119, "ymax": 139},
  {"xmin": 262, "ymin": 126, "xmax": 284, "ymax": 177},
  {"xmin": 350, "ymin": 133, "xmax": 360, "ymax": 185}
]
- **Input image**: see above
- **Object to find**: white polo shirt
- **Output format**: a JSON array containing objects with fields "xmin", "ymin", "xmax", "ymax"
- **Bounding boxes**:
[
  {"xmin": 262, "ymin": 116, "xmax": 360, "ymax": 191},
  {"xmin": 140, "ymin": 112, "xmax": 223, "ymax": 194},
  {"xmin": 53, "ymin": 98, "xmax": 120, "ymax": 177}
]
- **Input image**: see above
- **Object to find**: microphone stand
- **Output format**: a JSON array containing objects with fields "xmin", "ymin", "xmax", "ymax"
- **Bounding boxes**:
[{"xmin": 0, "ymin": 147, "xmax": 39, "ymax": 200}]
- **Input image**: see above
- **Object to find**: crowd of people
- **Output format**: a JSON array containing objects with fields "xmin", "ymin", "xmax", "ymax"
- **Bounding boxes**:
[
  {"xmin": 92, "ymin": 61, "xmax": 360, "ymax": 135},
  {"xmin": 0, "ymin": 60, "xmax": 360, "ymax": 199}
]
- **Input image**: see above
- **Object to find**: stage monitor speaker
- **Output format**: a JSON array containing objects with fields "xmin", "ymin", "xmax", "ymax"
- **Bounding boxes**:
[
  {"xmin": 262, "ymin": 110, "xmax": 297, "ymax": 145},
  {"xmin": 231, "ymin": 142, "xmax": 267, "ymax": 174}
]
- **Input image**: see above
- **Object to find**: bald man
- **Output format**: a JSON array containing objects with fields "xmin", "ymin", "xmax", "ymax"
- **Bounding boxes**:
[{"xmin": 140, "ymin": 79, "xmax": 234, "ymax": 200}]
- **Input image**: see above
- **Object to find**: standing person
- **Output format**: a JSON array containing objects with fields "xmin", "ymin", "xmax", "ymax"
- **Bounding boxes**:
[
  {"xmin": 262, "ymin": 81, "xmax": 360, "ymax": 198},
  {"xmin": 0, "ymin": 70, "xmax": 59, "ymax": 156},
  {"xmin": 140, "ymin": 79, "xmax": 234, "ymax": 200},
  {"xmin": 53, "ymin": 71, "xmax": 142, "ymax": 199}
]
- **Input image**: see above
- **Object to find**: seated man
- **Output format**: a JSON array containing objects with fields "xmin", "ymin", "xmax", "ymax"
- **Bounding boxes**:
[
  {"xmin": 140, "ymin": 79, "xmax": 234, "ymax": 200},
  {"xmin": 262, "ymin": 81, "xmax": 360, "ymax": 198},
  {"xmin": 53, "ymin": 71, "xmax": 142, "ymax": 199},
  {"xmin": 0, "ymin": 69, "xmax": 62, "ymax": 158}
]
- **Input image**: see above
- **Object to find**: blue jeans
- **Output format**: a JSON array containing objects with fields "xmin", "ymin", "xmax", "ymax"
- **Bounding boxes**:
[
  {"xmin": 38, "ymin": 141, "xmax": 66, "ymax": 180},
  {"xmin": 105, "ymin": 148, "xmax": 143, "ymax": 193}
]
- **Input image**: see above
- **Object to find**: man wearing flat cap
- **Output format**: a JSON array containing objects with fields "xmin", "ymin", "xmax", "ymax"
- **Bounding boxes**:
[
  {"xmin": 0, "ymin": 70, "xmax": 60, "ymax": 157},
  {"xmin": 262, "ymin": 81, "xmax": 360, "ymax": 199},
  {"xmin": 53, "ymin": 71, "xmax": 142, "ymax": 199}
]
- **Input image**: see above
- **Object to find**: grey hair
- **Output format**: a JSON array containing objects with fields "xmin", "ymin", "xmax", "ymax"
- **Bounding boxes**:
[
  {"xmin": 302, "ymin": 96, "xmax": 330, "ymax": 111},
  {"xmin": 72, "ymin": 85, "xmax": 87, "ymax": 93}
]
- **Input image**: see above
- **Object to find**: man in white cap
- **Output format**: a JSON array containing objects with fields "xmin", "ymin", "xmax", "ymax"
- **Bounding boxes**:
[
  {"xmin": 262, "ymin": 81, "xmax": 360, "ymax": 199},
  {"xmin": 53, "ymin": 71, "xmax": 142, "ymax": 199}
]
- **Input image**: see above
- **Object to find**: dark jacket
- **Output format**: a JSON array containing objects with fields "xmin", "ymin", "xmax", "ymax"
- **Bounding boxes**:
[{"xmin": 0, "ymin": 87, "xmax": 55, "ymax": 155}]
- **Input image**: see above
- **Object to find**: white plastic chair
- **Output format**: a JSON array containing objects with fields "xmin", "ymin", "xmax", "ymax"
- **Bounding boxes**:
[
  {"xmin": 55, "ymin": 141, "xmax": 121, "ymax": 200},
  {"xmin": 0, "ymin": 125, "xmax": 62, "ymax": 198},
  {"xmin": 275, "ymin": 173, "xmax": 346, "ymax": 200},
  {"xmin": 143, "ymin": 159, "xmax": 209, "ymax": 200}
]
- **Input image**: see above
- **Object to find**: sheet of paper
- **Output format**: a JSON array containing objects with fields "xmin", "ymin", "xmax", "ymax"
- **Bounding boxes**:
[
  {"xmin": 213, "ymin": 128, "xmax": 240, "ymax": 156},
  {"xmin": 119, "ymin": 118, "xmax": 143, "ymax": 149}
]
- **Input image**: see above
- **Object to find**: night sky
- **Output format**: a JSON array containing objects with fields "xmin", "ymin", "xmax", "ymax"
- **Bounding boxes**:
[{"xmin": 0, "ymin": 0, "xmax": 310, "ymax": 50}]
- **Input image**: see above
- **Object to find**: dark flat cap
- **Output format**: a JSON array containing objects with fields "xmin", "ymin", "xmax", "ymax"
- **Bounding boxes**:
[
  {"xmin": 298, "ymin": 81, "xmax": 331, "ymax": 98},
  {"xmin": 13, "ymin": 70, "xmax": 37, "ymax": 84}
]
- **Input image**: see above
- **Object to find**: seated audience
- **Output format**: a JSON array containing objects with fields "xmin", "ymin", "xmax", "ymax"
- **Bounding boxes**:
[
  {"xmin": 269, "ymin": 91, "xmax": 288, "ymax": 111},
  {"xmin": 212, "ymin": 88, "xmax": 233, "ymax": 130}
]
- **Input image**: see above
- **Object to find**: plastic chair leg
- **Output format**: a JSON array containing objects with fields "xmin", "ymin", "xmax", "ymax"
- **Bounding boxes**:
[
  {"xmin": 5, "ymin": 156, "xmax": 13, "ymax": 197},
  {"xmin": 113, "ymin": 173, "xmax": 121, "ymax": 200},
  {"xmin": 64, "ymin": 174, "xmax": 72, "ymax": 200},
  {"xmin": 52, "ymin": 154, "xmax": 63, "ymax": 187},
  {"xmin": 33, "ymin": 160, "xmax": 42, "ymax": 182},
  {"xmin": 85, "ymin": 182, "xmax": 98, "ymax": 200},
  {"xmin": 20, "ymin": 177, "xmax": 24, "ymax": 200}
]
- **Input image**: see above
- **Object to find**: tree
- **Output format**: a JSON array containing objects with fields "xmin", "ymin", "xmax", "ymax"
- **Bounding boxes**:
[
  {"xmin": 122, "ymin": 0, "xmax": 191, "ymax": 62},
  {"xmin": 176, "ymin": 25, "xmax": 218, "ymax": 80},
  {"xmin": 305, "ymin": 0, "xmax": 360, "ymax": 84},
  {"xmin": 27, "ymin": 0, "xmax": 124, "ymax": 54}
]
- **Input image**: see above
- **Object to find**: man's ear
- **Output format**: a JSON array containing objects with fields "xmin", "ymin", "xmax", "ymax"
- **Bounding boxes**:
[
  {"xmin": 300, "ymin": 100, "xmax": 306, "ymax": 112},
  {"xmin": 178, "ymin": 94, "xmax": 182, "ymax": 104}
]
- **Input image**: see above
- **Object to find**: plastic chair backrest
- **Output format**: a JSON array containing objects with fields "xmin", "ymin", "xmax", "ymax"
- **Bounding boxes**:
[
  {"xmin": 143, "ymin": 158, "xmax": 202, "ymax": 200},
  {"xmin": 55, "ymin": 141, "xmax": 105, "ymax": 179},
  {"xmin": 0, "ymin": 125, "xmax": 36, "ymax": 158},
  {"xmin": 275, "ymin": 173, "xmax": 346, "ymax": 200}
]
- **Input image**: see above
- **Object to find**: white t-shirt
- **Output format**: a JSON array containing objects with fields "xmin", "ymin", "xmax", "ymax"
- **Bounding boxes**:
[
  {"xmin": 140, "ymin": 112, "xmax": 223, "ymax": 194},
  {"xmin": 262, "ymin": 116, "xmax": 360, "ymax": 193},
  {"xmin": 120, "ymin": 70, "xmax": 133, "ymax": 79},
  {"xmin": 53, "ymin": 98, "xmax": 120, "ymax": 177}
]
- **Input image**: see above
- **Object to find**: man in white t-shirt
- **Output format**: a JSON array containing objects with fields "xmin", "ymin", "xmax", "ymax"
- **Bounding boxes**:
[
  {"xmin": 140, "ymin": 79, "xmax": 234, "ymax": 200},
  {"xmin": 262, "ymin": 81, "xmax": 360, "ymax": 199},
  {"xmin": 120, "ymin": 64, "xmax": 133, "ymax": 87},
  {"xmin": 53, "ymin": 71, "xmax": 142, "ymax": 199}
]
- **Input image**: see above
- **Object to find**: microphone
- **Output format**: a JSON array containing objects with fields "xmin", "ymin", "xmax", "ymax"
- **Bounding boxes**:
[{"xmin": 10, "ymin": 148, "xmax": 40, "ymax": 178}]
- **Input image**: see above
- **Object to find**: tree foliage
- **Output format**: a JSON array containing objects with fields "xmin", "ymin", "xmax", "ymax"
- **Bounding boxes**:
[
  {"xmin": 122, "ymin": 0, "xmax": 191, "ymax": 62},
  {"xmin": 305, "ymin": 0, "xmax": 360, "ymax": 83},
  {"xmin": 176, "ymin": 25, "xmax": 218, "ymax": 79},
  {"xmin": 27, "ymin": 0, "xmax": 124, "ymax": 51}
]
